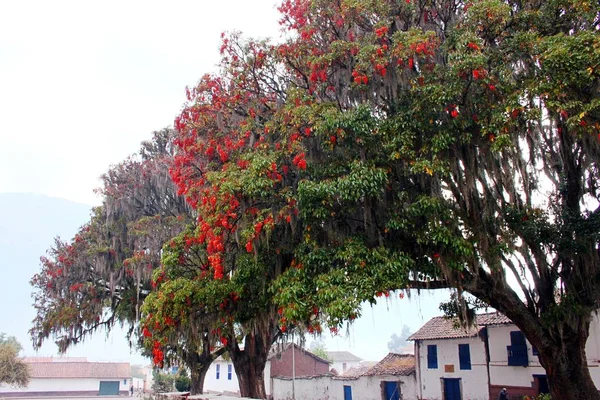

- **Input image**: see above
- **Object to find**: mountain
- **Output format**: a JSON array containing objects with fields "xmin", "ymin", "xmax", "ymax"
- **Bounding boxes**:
[{"xmin": 0, "ymin": 193, "xmax": 91, "ymax": 354}]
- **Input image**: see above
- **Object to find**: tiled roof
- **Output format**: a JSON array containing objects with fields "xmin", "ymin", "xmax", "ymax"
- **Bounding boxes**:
[
  {"xmin": 268, "ymin": 343, "xmax": 330, "ymax": 364},
  {"xmin": 363, "ymin": 353, "xmax": 415, "ymax": 377},
  {"xmin": 27, "ymin": 361, "xmax": 131, "ymax": 379},
  {"xmin": 326, "ymin": 351, "xmax": 362, "ymax": 362},
  {"xmin": 408, "ymin": 312, "xmax": 512, "ymax": 341},
  {"xmin": 339, "ymin": 364, "xmax": 372, "ymax": 378}
]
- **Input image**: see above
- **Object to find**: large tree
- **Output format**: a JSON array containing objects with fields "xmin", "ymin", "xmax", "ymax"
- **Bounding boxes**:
[
  {"xmin": 30, "ymin": 128, "xmax": 191, "ymax": 351},
  {"xmin": 0, "ymin": 334, "xmax": 29, "ymax": 388},
  {"xmin": 264, "ymin": 1, "xmax": 600, "ymax": 399}
]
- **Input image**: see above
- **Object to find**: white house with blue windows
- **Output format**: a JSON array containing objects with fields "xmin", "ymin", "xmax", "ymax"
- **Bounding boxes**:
[{"xmin": 409, "ymin": 312, "xmax": 600, "ymax": 400}]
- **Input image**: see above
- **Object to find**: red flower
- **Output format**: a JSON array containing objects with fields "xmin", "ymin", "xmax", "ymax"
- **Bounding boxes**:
[{"xmin": 450, "ymin": 109, "xmax": 459, "ymax": 118}]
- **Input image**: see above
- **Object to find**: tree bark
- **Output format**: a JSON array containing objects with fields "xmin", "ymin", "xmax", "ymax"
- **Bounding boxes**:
[
  {"xmin": 186, "ymin": 345, "xmax": 226, "ymax": 395},
  {"xmin": 536, "ymin": 319, "xmax": 600, "ymax": 400},
  {"xmin": 190, "ymin": 364, "xmax": 209, "ymax": 395},
  {"xmin": 228, "ymin": 326, "xmax": 274, "ymax": 399}
]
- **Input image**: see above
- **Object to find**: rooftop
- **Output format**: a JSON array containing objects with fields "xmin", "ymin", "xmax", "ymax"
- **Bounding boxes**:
[
  {"xmin": 326, "ymin": 351, "xmax": 362, "ymax": 362},
  {"xmin": 26, "ymin": 361, "xmax": 131, "ymax": 379},
  {"xmin": 408, "ymin": 312, "xmax": 512, "ymax": 341},
  {"xmin": 363, "ymin": 353, "xmax": 415, "ymax": 377}
]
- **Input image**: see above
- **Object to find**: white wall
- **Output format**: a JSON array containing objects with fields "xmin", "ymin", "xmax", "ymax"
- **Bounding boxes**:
[
  {"xmin": 204, "ymin": 359, "xmax": 240, "ymax": 394},
  {"xmin": 204, "ymin": 359, "xmax": 273, "ymax": 395},
  {"xmin": 341, "ymin": 375, "xmax": 418, "ymax": 400},
  {"xmin": 272, "ymin": 375, "xmax": 417, "ymax": 400},
  {"xmin": 487, "ymin": 319, "xmax": 600, "ymax": 389},
  {"xmin": 416, "ymin": 336, "xmax": 489, "ymax": 400},
  {"xmin": 0, "ymin": 377, "xmax": 127, "ymax": 393},
  {"xmin": 273, "ymin": 375, "xmax": 337, "ymax": 400}
]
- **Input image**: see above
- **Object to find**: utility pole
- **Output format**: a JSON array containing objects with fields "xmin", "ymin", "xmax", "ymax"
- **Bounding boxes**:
[{"xmin": 292, "ymin": 333, "xmax": 296, "ymax": 400}]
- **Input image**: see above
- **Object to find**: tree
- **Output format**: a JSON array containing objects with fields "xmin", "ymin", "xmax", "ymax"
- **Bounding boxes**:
[
  {"xmin": 175, "ymin": 368, "xmax": 191, "ymax": 392},
  {"xmin": 151, "ymin": 370, "xmax": 174, "ymax": 393},
  {"xmin": 264, "ymin": 1, "xmax": 600, "ymax": 399},
  {"xmin": 30, "ymin": 128, "xmax": 191, "ymax": 352},
  {"xmin": 0, "ymin": 334, "xmax": 29, "ymax": 388},
  {"xmin": 308, "ymin": 339, "xmax": 329, "ymax": 361},
  {"xmin": 387, "ymin": 325, "xmax": 412, "ymax": 353}
]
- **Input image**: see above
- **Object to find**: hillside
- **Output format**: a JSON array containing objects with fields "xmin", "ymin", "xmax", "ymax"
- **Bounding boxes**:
[{"xmin": 0, "ymin": 193, "xmax": 91, "ymax": 354}]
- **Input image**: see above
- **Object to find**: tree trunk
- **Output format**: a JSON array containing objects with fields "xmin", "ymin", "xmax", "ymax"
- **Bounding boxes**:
[
  {"xmin": 536, "ymin": 319, "xmax": 600, "ymax": 400},
  {"xmin": 228, "ymin": 327, "xmax": 273, "ymax": 399},
  {"xmin": 186, "ymin": 345, "xmax": 226, "ymax": 395},
  {"xmin": 190, "ymin": 363, "xmax": 209, "ymax": 395}
]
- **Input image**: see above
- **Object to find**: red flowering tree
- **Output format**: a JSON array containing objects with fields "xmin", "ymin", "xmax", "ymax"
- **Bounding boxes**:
[
  {"xmin": 30, "ymin": 129, "xmax": 191, "ymax": 352},
  {"xmin": 264, "ymin": 1, "xmax": 600, "ymax": 399}
]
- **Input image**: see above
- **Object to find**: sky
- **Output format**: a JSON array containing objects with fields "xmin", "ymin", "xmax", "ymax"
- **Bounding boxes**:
[{"xmin": 0, "ymin": 0, "xmax": 449, "ymax": 366}]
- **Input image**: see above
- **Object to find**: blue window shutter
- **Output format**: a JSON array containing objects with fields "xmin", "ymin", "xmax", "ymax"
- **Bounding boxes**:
[
  {"xmin": 459, "ymin": 344, "xmax": 471, "ymax": 370},
  {"xmin": 427, "ymin": 345, "xmax": 438, "ymax": 369},
  {"xmin": 507, "ymin": 331, "xmax": 529, "ymax": 366},
  {"xmin": 216, "ymin": 364, "xmax": 220, "ymax": 379},
  {"xmin": 228, "ymin": 364, "xmax": 232, "ymax": 380}
]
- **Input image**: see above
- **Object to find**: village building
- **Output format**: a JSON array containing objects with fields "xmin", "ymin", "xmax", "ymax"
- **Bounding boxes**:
[
  {"xmin": 0, "ymin": 357, "xmax": 131, "ymax": 397},
  {"xmin": 409, "ymin": 312, "xmax": 600, "ymax": 400}
]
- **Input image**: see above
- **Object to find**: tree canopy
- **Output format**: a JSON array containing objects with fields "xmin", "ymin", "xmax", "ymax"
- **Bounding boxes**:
[
  {"xmin": 0, "ymin": 334, "xmax": 29, "ymax": 388},
  {"xmin": 31, "ymin": 1, "xmax": 600, "ymax": 399}
]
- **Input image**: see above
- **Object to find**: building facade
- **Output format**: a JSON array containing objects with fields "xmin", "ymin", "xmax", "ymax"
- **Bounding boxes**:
[
  {"xmin": 0, "ymin": 358, "xmax": 131, "ymax": 397},
  {"xmin": 409, "ymin": 312, "xmax": 600, "ymax": 400}
]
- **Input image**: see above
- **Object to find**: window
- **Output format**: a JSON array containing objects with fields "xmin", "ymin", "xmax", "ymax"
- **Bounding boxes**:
[
  {"xmin": 427, "ymin": 344, "xmax": 438, "ymax": 369},
  {"xmin": 227, "ymin": 364, "xmax": 233, "ymax": 380},
  {"xmin": 343, "ymin": 362, "xmax": 347, "ymax": 372},
  {"xmin": 123, "ymin": 379, "xmax": 127, "ymax": 385},
  {"xmin": 507, "ymin": 331, "xmax": 529, "ymax": 366},
  {"xmin": 532, "ymin": 345, "xmax": 539, "ymax": 356},
  {"xmin": 216, "ymin": 364, "xmax": 220, "ymax": 379},
  {"xmin": 458, "ymin": 344, "xmax": 471, "ymax": 370}
]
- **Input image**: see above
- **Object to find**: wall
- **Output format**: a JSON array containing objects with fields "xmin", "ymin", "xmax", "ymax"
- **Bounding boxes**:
[
  {"xmin": 270, "ymin": 346, "xmax": 329, "ymax": 378},
  {"xmin": 273, "ymin": 375, "xmax": 337, "ymax": 400},
  {"xmin": 340, "ymin": 375, "xmax": 418, "ymax": 400},
  {"xmin": 415, "ymin": 335, "xmax": 489, "ymax": 400},
  {"xmin": 272, "ymin": 374, "xmax": 417, "ymax": 400},
  {"xmin": 0, "ymin": 378, "xmax": 128, "ymax": 396},
  {"xmin": 487, "ymin": 319, "xmax": 600, "ymax": 398},
  {"xmin": 204, "ymin": 359, "xmax": 240, "ymax": 394}
]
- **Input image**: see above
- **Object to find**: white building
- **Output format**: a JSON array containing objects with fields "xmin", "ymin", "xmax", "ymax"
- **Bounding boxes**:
[
  {"xmin": 272, "ymin": 352, "xmax": 417, "ymax": 400},
  {"xmin": 409, "ymin": 312, "xmax": 600, "ymax": 400},
  {"xmin": 0, "ymin": 357, "xmax": 131, "ymax": 397},
  {"xmin": 327, "ymin": 351, "xmax": 362, "ymax": 375}
]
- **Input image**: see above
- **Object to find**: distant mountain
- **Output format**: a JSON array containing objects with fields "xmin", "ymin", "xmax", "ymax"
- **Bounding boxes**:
[{"xmin": 0, "ymin": 193, "xmax": 91, "ymax": 354}]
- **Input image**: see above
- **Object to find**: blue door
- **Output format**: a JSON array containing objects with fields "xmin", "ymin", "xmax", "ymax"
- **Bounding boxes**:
[
  {"xmin": 343, "ymin": 385, "xmax": 352, "ymax": 400},
  {"xmin": 384, "ymin": 381, "xmax": 400, "ymax": 400},
  {"xmin": 444, "ymin": 378, "xmax": 461, "ymax": 400}
]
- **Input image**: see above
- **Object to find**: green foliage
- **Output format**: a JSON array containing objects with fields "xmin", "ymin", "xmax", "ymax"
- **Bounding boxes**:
[
  {"xmin": 174, "ymin": 368, "xmax": 191, "ymax": 392},
  {"xmin": 151, "ymin": 370, "xmax": 175, "ymax": 393},
  {"xmin": 0, "ymin": 334, "xmax": 29, "ymax": 388}
]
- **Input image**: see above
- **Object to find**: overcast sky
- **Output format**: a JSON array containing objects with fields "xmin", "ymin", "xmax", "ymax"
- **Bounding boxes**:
[{"xmin": 0, "ymin": 0, "xmax": 447, "ymax": 365}]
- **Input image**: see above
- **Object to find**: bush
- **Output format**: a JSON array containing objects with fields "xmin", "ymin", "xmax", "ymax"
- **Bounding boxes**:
[
  {"xmin": 151, "ymin": 370, "xmax": 174, "ymax": 393},
  {"xmin": 174, "ymin": 368, "xmax": 191, "ymax": 392}
]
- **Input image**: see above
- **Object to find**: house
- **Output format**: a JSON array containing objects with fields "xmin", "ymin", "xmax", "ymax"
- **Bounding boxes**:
[
  {"xmin": 327, "ymin": 351, "xmax": 362, "ymax": 375},
  {"xmin": 271, "ymin": 352, "xmax": 417, "ymax": 400},
  {"xmin": 409, "ymin": 312, "xmax": 600, "ymax": 400},
  {"xmin": 203, "ymin": 343, "xmax": 330, "ymax": 398},
  {"xmin": 0, "ymin": 357, "xmax": 132, "ymax": 397}
]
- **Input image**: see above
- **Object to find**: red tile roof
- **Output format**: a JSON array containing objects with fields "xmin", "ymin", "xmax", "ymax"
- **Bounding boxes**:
[
  {"xmin": 408, "ymin": 312, "xmax": 512, "ymax": 341},
  {"xmin": 27, "ymin": 361, "xmax": 131, "ymax": 379},
  {"xmin": 363, "ymin": 353, "xmax": 415, "ymax": 376},
  {"xmin": 339, "ymin": 364, "xmax": 372, "ymax": 378}
]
